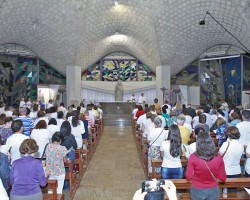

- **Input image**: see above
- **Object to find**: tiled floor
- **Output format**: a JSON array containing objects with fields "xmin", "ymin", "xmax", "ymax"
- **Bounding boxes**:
[{"xmin": 73, "ymin": 119, "xmax": 145, "ymax": 200}]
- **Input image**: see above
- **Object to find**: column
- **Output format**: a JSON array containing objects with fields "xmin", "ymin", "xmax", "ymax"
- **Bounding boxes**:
[
  {"xmin": 156, "ymin": 66, "xmax": 171, "ymax": 105},
  {"xmin": 66, "ymin": 66, "xmax": 82, "ymax": 107}
]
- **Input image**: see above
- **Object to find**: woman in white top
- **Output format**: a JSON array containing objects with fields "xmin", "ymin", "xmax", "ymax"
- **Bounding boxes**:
[
  {"xmin": 34, "ymin": 110, "xmax": 49, "ymax": 127},
  {"xmin": 71, "ymin": 115, "xmax": 85, "ymax": 149},
  {"xmin": 219, "ymin": 126, "xmax": 244, "ymax": 178},
  {"xmin": 30, "ymin": 120, "xmax": 50, "ymax": 158},
  {"xmin": 160, "ymin": 124, "xmax": 183, "ymax": 179},
  {"xmin": 47, "ymin": 118, "xmax": 60, "ymax": 138},
  {"xmin": 147, "ymin": 117, "xmax": 168, "ymax": 175}
]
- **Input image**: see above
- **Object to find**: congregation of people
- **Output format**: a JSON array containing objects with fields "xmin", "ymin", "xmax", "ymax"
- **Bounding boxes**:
[
  {"xmin": 134, "ymin": 98, "xmax": 250, "ymax": 199},
  {"xmin": 0, "ymin": 98, "xmax": 103, "ymax": 200}
]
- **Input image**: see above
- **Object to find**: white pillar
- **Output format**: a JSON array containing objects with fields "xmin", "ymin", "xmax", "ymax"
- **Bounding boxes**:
[
  {"xmin": 66, "ymin": 66, "xmax": 82, "ymax": 107},
  {"xmin": 156, "ymin": 66, "xmax": 171, "ymax": 105}
]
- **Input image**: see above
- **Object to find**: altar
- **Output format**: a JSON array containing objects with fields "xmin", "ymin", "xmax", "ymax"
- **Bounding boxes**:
[{"xmin": 99, "ymin": 102, "xmax": 136, "ymax": 118}]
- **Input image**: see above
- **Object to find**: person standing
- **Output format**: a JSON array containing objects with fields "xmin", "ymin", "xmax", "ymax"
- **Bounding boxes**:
[
  {"xmin": 6, "ymin": 120, "xmax": 29, "ymax": 164},
  {"xmin": 129, "ymin": 93, "xmax": 137, "ymax": 102},
  {"xmin": 236, "ymin": 110, "xmax": 250, "ymax": 146},
  {"xmin": 161, "ymin": 125, "xmax": 183, "ymax": 179},
  {"xmin": 186, "ymin": 103, "xmax": 196, "ymax": 119},
  {"xmin": 9, "ymin": 139, "xmax": 47, "ymax": 200},
  {"xmin": 186, "ymin": 132, "xmax": 226, "ymax": 200},
  {"xmin": 14, "ymin": 107, "xmax": 34, "ymax": 136},
  {"xmin": 138, "ymin": 93, "xmax": 146, "ymax": 105}
]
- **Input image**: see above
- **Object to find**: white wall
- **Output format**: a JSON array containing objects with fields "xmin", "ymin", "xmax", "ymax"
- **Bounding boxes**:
[{"xmin": 81, "ymin": 81, "xmax": 156, "ymax": 105}]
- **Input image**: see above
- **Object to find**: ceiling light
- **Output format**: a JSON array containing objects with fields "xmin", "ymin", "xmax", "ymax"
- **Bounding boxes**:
[
  {"xmin": 115, "ymin": 31, "xmax": 119, "ymax": 35},
  {"xmin": 114, "ymin": 1, "xmax": 118, "ymax": 6}
]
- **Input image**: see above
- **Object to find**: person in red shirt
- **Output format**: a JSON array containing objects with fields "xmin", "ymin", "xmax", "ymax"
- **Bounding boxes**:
[
  {"xmin": 186, "ymin": 131, "xmax": 226, "ymax": 200},
  {"xmin": 135, "ymin": 105, "xmax": 145, "ymax": 119}
]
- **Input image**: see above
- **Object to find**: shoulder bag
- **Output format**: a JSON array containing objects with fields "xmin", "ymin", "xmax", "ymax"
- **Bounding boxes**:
[
  {"xmin": 203, "ymin": 160, "xmax": 219, "ymax": 182},
  {"xmin": 148, "ymin": 129, "xmax": 164, "ymax": 148}
]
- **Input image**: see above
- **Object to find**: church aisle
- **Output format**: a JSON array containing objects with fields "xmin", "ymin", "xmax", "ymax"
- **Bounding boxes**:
[{"xmin": 73, "ymin": 124, "xmax": 145, "ymax": 200}]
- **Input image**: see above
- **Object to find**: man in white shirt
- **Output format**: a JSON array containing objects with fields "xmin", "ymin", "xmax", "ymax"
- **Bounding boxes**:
[
  {"xmin": 79, "ymin": 102, "xmax": 87, "ymax": 114},
  {"xmin": 87, "ymin": 104, "xmax": 96, "ymax": 123},
  {"xmin": 46, "ymin": 99, "xmax": 54, "ymax": 109},
  {"xmin": 129, "ymin": 94, "xmax": 137, "ymax": 102},
  {"xmin": 58, "ymin": 102, "xmax": 67, "ymax": 115},
  {"xmin": 236, "ymin": 110, "xmax": 250, "ymax": 146},
  {"xmin": 6, "ymin": 120, "xmax": 29, "ymax": 164},
  {"xmin": 138, "ymin": 93, "xmax": 146, "ymax": 105},
  {"xmin": 137, "ymin": 113, "xmax": 148, "ymax": 138}
]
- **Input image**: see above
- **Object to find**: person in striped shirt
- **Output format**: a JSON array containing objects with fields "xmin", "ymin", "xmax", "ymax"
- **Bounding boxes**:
[{"xmin": 14, "ymin": 106, "xmax": 34, "ymax": 136}]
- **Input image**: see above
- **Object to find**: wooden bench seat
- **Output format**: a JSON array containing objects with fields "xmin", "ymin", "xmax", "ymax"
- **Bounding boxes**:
[
  {"xmin": 42, "ymin": 180, "xmax": 64, "ymax": 200},
  {"xmin": 165, "ymin": 178, "xmax": 250, "ymax": 200},
  {"xmin": 151, "ymin": 158, "xmax": 246, "ymax": 179}
]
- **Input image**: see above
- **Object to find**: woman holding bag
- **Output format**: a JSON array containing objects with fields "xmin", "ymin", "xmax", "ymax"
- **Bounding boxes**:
[
  {"xmin": 147, "ymin": 117, "xmax": 168, "ymax": 175},
  {"xmin": 186, "ymin": 132, "xmax": 226, "ymax": 200}
]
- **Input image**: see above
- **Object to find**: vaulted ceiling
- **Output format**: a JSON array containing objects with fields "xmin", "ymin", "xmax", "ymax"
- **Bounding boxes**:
[{"xmin": 0, "ymin": 0, "xmax": 249, "ymax": 75}]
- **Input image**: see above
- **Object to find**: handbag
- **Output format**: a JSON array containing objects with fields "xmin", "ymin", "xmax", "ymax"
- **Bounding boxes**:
[{"xmin": 148, "ymin": 130, "xmax": 164, "ymax": 148}]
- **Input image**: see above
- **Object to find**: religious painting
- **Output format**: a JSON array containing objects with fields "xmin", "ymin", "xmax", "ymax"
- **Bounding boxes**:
[
  {"xmin": 13, "ymin": 57, "xmax": 38, "ymax": 102},
  {"xmin": 119, "ymin": 60, "xmax": 136, "ymax": 81},
  {"xmin": 81, "ymin": 62, "xmax": 101, "ymax": 81},
  {"xmin": 138, "ymin": 62, "xmax": 156, "ymax": 81},
  {"xmin": 243, "ymin": 56, "xmax": 250, "ymax": 90},
  {"xmin": 171, "ymin": 60, "xmax": 199, "ymax": 86},
  {"xmin": 221, "ymin": 57, "xmax": 241, "ymax": 105},
  {"xmin": 39, "ymin": 59, "xmax": 66, "ymax": 84}
]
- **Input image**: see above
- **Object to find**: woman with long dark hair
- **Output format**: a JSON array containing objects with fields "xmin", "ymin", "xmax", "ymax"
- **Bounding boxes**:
[
  {"xmin": 60, "ymin": 121, "xmax": 77, "ymax": 165},
  {"xmin": 160, "ymin": 124, "xmax": 183, "ymax": 179},
  {"xmin": 186, "ymin": 132, "xmax": 226, "ymax": 200}
]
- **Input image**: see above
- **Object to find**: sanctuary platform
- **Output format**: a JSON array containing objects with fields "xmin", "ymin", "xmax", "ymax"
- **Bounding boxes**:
[{"xmin": 100, "ymin": 102, "xmax": 135, "ymax": 117}]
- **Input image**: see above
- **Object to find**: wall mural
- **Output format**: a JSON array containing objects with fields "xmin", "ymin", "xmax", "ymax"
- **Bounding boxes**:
[
  {"xmin": 138, "ymin": 61, "xmax": 156, "ymax": 81},
  {"xmin": 102, "ymin": 60, "xmax": 119, "ymax": 81},
  {"xmin": 39, "ymin": 59, "xmax": 66, "ymax": 84},
  {"xmin": 0, "ymin": 61, "xmax": 15, "ymax": 103},
  {"xmin": 81, "ymin": 54, "xmax": 155, "ymax": 81},
  {"xmin": 243, "ymin": 56, "xmax": 250, "ymax": 90},
  {"xmin": 221, "ymin": 57, "xmax": 241, "ymax": 105},
  {"xmin": 171, "ymin": 60, "xmax": 199, "ymax": 86},
  {"xmin": 81, "ymin": 62, "xmax": 101, "ymax": 81},
  {"xmin": 12, "ymin": 57, "xmax": 38, "ymax": 102}
]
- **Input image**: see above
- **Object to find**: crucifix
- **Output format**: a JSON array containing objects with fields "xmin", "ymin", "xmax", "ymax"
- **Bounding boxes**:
[{"xmin": 160, "ymin": 87, "xmax": 168, "ymax": 104}]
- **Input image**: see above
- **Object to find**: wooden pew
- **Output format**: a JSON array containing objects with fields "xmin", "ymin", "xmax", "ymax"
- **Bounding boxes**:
[
  {"xmin": 166, "ymin": 178, "xmax": 250, "ymax": 200},
  {"xmin": 151, "ymin": 158, "xmax": 246, "ymax": 179},
  {"xmin": 42, "ymin": 180, "xmax": 64, "ymax": 200}
]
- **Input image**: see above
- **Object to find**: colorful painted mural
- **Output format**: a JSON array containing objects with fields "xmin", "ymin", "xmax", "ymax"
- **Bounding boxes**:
[
  {"xmin": 39, "ymin": 59, "xmax": 66, "ymax": 84},
  {"xmin": 137, "ymin": 61, "xmax": 156, "ymax": 81},
  {"xmin": 221, "ymin": 57, "xmax": 241, "ymax": 105},
  {"xmin": 12, "ymin": 57, "xmax": 38, "ymax": 102},
  {"xmin": 81, "ymin": 62, "xmax": 101, "ymax": 81},
  {"xmin": 243, "ymin": 56, "xmax": 250, "ymax": 90},
  {"xmin": 171, "ymin": 60, "xmax": 199, "ymax": 86},
  {"xmin": 102, "ymin": 60, "xmax": 119, "ymax": 81},
  {"xmin": 119, "ymin": 60, "xmax": 136, "ymax": 81},
  {"xmin": 0, "ymin": 61, "xmax": 15, "ymax": 103},
  {"xmin": 81, "ymin": 52, "xmax": 155, "ymax": 81}
]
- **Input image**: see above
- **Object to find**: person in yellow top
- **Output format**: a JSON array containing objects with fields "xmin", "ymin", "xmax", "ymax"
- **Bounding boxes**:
[
  {"xmin": 154, "ymin": 98, "xmax": 162, "ymax": 115},
  {"xmin": 92, "ymin": 105, "xmax": 99, "ymax": 118},
  {"xmin": 176, "ymin": 114, "xmax": 190, "ymax": 145}
]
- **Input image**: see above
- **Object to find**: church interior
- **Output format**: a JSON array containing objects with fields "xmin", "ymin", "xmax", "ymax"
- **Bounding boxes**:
[{"xmin": 1, "ymin": 0, "xmax": 250, "ymax": 200}]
